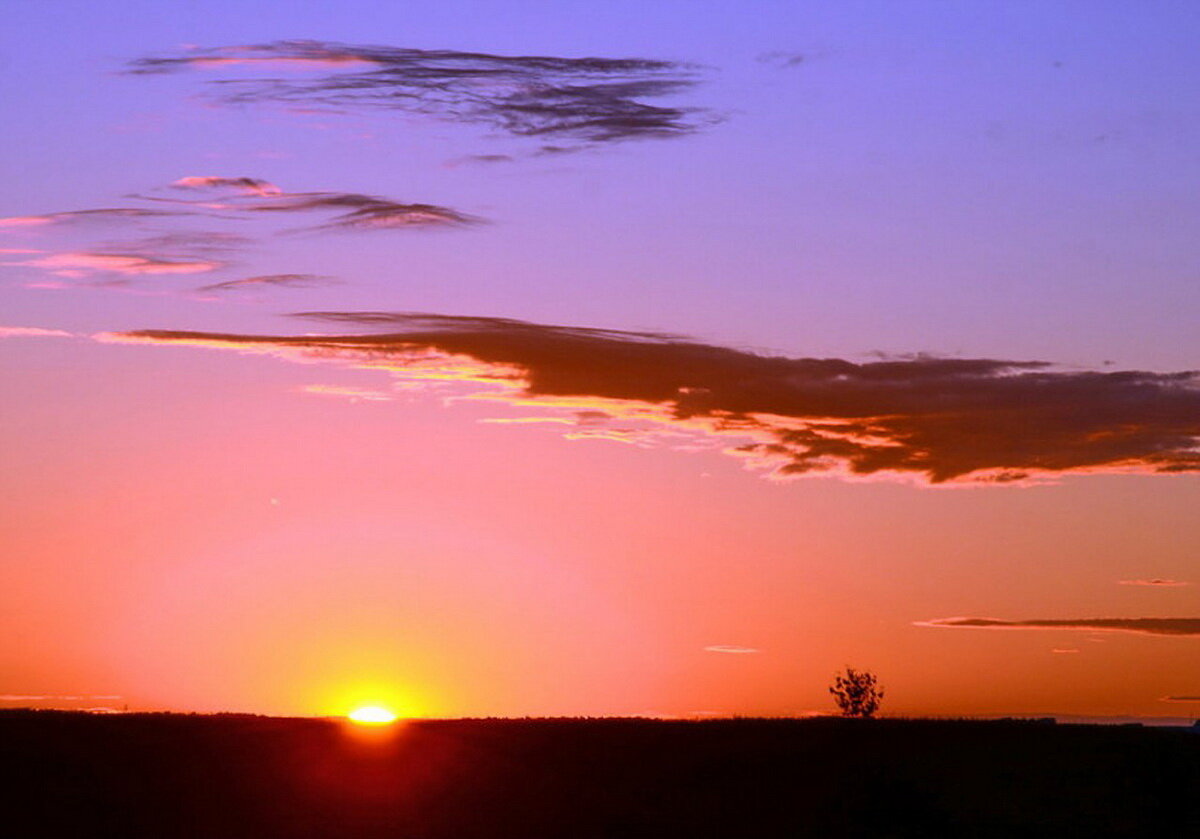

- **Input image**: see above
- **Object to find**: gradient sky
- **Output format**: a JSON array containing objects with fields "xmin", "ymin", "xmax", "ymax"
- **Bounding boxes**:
[{"xmin": 2, "ymin": 0, "xmax": 1199, "ymax": 720}]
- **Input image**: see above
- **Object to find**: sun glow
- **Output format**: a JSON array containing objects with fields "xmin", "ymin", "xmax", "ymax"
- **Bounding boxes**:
[{"xmin": 348, "ymin": 705, "xmax": 399, "ymax": 725}]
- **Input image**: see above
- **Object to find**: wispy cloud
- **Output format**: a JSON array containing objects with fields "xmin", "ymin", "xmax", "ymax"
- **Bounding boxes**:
[
  {"xmin": 1160, "ymin": 695, "xmax": 1200, "ymax": 702},
  {"xmin": 248, "ymin": 193, "xmax": 479, "ymax": 232},
  {"xmin": 0, "ymin": 694, "xmax": 122, "ymax": 701},
  {"xmin": 5, "ymin": 176, "xmax": 470, "ymax": 293},
  {"xmin": 757, "ymin": 51, "xmax": 808, "ymax": 69},
  {"xmin": 704, "ymin": 645, "xmax": 761, "ymax": 654},
  {"xmin": 0, "ymin": 326, "xmax": 74, "ymax": 339},
  {"xmin": 444, "ymin": 154, "xmax": 516, "ymax": 168},
  {"xmin": 198, "ymin": 273, "xmax": 337, "ymax": 293},
  {"xmin": 18, "ymin": 252, "xmax": 223, "ymax": 278},
  {"xmin": 102, "ymin": 231, "xmax": 251, "ymax": 255},
  {"xmin": 298, "ymin": 384, "xmax": 393, "ymax": 402},
  {"xmin": 126, "ymin": 40, "xmax": 715, "ymax": 149},
  {"xmin": 134, "ymin": 177, "xmax": 479, "ymax": 232},
  {"xmin": 915, "ymin": 617, "xmax": 1200, "ymax": 636},
  {"xmin": 1118, "ymin": 579, "xmax": 1190, "ymax": 587},
  {"xmin": 172, "ymin": 175, "xmax": 283, "ymax": 196},
  {"xmin": 99, "ymin": 312, "xmax": 1200, "ymax": 485},
  {"xmin": 0, "ymin": 208, "xmax": 179, "ymax": 228}
]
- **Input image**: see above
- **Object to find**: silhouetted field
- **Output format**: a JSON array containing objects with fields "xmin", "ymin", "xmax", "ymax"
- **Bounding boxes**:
[{"xmin": 4, "ymin": 710, "xmax": 1198, "ymax": 837}]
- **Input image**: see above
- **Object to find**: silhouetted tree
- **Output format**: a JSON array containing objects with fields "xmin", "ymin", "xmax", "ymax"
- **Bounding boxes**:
[{"xmin": 829, "ymin": 667, "xmax": 884, "ymax": 718}]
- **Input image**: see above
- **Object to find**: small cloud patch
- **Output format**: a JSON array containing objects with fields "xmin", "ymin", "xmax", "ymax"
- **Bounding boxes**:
[
  {"xmin": 1118, "ymin": 579, "xmax": 1190, "ymax": 587},
  {"xmin": 704, "ymin": 645, "xmax": 760, "ymax": 654}
]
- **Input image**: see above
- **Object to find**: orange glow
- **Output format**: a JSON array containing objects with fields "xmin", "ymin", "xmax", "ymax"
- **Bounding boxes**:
[{"xmin": 348, "ymin": 706, "xmax": 398, "ymax": 725}]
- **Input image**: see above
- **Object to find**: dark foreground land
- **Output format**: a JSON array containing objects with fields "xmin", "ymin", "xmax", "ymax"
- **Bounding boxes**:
[{"xmin": 3, "ymin": 711, "xmax": 1198, "ymax": 838}]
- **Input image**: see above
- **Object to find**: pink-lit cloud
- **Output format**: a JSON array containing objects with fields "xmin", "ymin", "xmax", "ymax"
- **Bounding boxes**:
[
  {"xmin": 0, "ymin": 326, "xmax": 74, "ymax": 339},
  {"xmin": 134, "ymin": 178, "xmax": 479, "ymax": 232},
  {"xmin": 172, "ymin": 175, "xmax": 283, "ymax": 196},
  {"xmin": 0, "ymin": 208, "xmax": 178, "ymax": 228},
  {"xmin": 19, "ymin": 252, "xmax": 223, "ymax": 278}
]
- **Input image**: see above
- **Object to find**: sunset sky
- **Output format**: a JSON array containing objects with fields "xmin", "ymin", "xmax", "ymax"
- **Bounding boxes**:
[{"xmin": 3, "ymin": 0, "xmax": 1199, "ymax": 721}]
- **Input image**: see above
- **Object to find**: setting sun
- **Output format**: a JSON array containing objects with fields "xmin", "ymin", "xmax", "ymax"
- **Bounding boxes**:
[{"xmin": 348, "ymin": 706, "xmax": 399, "ymax": 725}]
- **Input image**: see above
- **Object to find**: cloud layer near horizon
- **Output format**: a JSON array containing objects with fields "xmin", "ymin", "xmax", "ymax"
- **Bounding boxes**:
[
  {"xmin": 916, "ymin": 617, "xmax": 1200, "ymax": 636},
  {"xmin": 126, "ymin": 40, "xmax": 714, "ymax": 148},
  {"xmin": 99, "ymin": 312, "xmax": 1200, "ymax": 485}
]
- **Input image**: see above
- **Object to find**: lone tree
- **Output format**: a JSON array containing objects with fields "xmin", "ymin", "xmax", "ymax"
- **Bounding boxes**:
[{"xmin": 829, "ymin": 667, "xmax": 884, "ymax": 718}]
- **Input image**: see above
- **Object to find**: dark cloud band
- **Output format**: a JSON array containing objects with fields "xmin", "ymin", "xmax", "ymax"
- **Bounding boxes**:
[
  {"xmin": 916, "ymin": 617, "xmax": 1200, "ymax": 636},
  {"xmin": 102, "ymin": 311, "xmax": 1200, "ymax": 485}
]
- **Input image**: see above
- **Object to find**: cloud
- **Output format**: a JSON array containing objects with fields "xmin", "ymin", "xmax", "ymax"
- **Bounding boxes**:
[
  {"xmin": 0, "ymin": 326, "xmax": 74, "ymax": 339},
  {"xmin": 245, "ymin": 192, "xmax": 478, "ymax": 231},
  {"xmin": 126, "ymin": 40, "xmax": 715, "ymax": 148},
  {"xmin": 299, "ymin": 384, "xmax": 393, "ymax": 402},
  {"xmin": 757, "ymin": 51, "xmax": 808, "ymax": 69},
  {"xmin": 0, "ymin": 694, "xmax": 122, "ymax": 701},
  {"xmin": 172, "ymin": 175, "xmax": 283, "ymax": 196},
  {"xmin": 1118, "ymin": 579, "xmax": 1190, "ymax": 587},
  {"xmin": 1051, "ymin": 648, "xmax": 1080, "ymax": 654},
  {"xmin": 3, "ymin": 232, "xmax": 244, "ymax": 290},
  {"xmin": 198, "ymin": 273, "xmax": 337, "ymax": 292},
  {"xmin": 98, "ymin": 312, "xmax": 1200, "ymax": 485},
  {"xmin": 0, "ymin": 208, "xmax": 179, "ymax": 228},
  {"xmin": 17, "ymin": 252, "xmax": 223, "ymax": 278},
  {"xmin": 704, "ymin": 645, "xmax": 761, "ymax": 654},
  {"xmin": 134, "ymin": 178, "xmax": 479, "ymax": 232},
  {"xmin": 1160, "ymin": 695, "xmax": 1200, "ymax": 702},
  {"xmin": 104, "ymin": 231, "xmax": 252, "ymax": 255},
  {"xmin": 915, "ymin": 617, "xmax": 1200, "ymax": 636},
  {"xmin": 444, "ymin": 154, "xmax": 515, "ymax": 168}
]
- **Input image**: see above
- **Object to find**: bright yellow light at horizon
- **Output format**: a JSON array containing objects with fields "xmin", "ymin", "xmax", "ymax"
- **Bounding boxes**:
[{"xmin": 348, "ymin": 705, "xmax": 399, "ymax": 725}]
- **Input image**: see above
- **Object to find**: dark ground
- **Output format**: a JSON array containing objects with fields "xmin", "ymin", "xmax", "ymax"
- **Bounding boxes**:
[{"xmin": 2, "ymin": 710, "xmax": 1198, "ymax": 838}]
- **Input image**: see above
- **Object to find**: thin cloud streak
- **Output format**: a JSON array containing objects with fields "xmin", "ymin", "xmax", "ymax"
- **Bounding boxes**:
[
  {"xmin": 1118, "ymin": 579, "xmax": 1190, "ymax": 587},
  {"xmin": 0, "ymin": 694, "xmax": 122, "ymax": 701},
  {"xmin": 704, "ymin": 645, "xmax": 761, "ymax": 654},
  {"xmin": 0, "ymin": 208, "xmax": 179, "ymax": 228},
  {"xmin": 298, "ymin": 384, "xmax": 393, "ymax": 402},
  {"xmin": 198, "ymin": 273, "xmax": 337, "ymax": 292},
  {"xmin": 172, "ymin": 176, "xmax": 283, "ymax": 196},
  {"xmin": 0, "ymin": 326, "xmax": 74, "ymax": 339},
  {"xmin": 100, "ymin": 312, "xmax": 1200, "ymax": 485},
  {"xmin": 126, "ymin": 40, "xmax": 715, "ymax": 148},
  {"xmin": 134, "ymin": 177, "xmax": 480, "ymax": 232},
  {"xmin": 19, "ymin": 252, "xmax": 223, "ymax": 278},
  {"xmin": 915, "ymin": 617, "xmax": 1200, "ymax": 636}
]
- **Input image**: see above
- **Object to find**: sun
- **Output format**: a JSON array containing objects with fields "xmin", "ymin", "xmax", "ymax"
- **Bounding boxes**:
[{"xmin": 347, "ymin": 705, "xmax": 399, "ymax": 725}]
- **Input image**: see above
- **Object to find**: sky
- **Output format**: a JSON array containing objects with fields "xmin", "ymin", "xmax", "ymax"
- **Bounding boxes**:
[{"xmin": 2, "ymin": 0, "xmax": 1199, "ymax": 721}]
